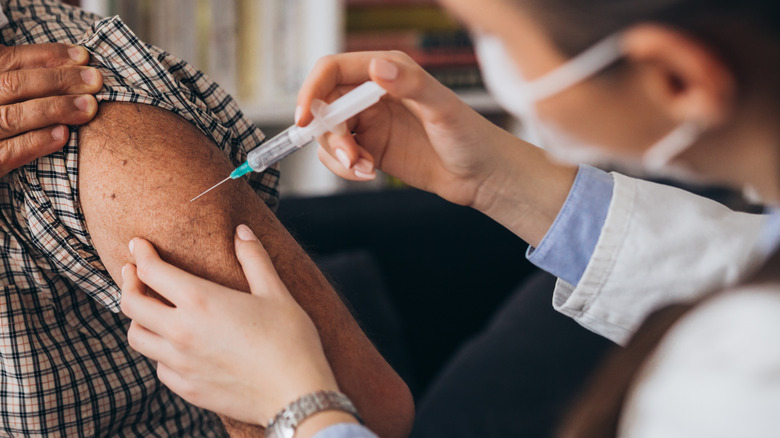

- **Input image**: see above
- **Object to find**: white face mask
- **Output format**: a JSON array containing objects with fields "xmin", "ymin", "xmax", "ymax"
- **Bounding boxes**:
[{"xmin": 473, "ymin": 32, "xmax": 703, "ymax": 175}]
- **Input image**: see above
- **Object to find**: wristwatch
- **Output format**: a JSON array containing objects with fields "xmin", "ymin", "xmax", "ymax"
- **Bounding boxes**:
[{"xmin": 265, "ymin": 390, "xmax": 362, "ymax": 438}]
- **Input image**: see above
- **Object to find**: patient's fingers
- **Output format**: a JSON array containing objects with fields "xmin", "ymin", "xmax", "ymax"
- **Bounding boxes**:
[
  {"xmin": 120, "ymin": 264, "xmax": 175, "ymax": 333},
  {"xmin": 0, "ymin": 95, "xmax": 98, "ymax": 140},
  {"xmin": 0, "ymin": 43, "xmax": 91, "ymax": 72},
  {"xmin": 0, "ymin": 125, "xmax": 68, "ymax": 177},
  {"xmin": 0, "ymin": 66, "xmax": 102, "ymax": 105}
]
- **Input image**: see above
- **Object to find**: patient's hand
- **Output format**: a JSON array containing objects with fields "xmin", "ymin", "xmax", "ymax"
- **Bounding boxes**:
[{"xmin": 0, "ymin": 43, "xmax": 101, "ymax": 176}]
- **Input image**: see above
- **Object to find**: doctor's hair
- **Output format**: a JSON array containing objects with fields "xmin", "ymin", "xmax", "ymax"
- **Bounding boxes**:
[{"xmin": 517, "ymin": 0, "xmax": 780, "ymax": 94}]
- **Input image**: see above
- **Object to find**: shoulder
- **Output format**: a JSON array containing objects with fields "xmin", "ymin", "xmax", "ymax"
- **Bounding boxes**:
[{"xmin": 620, "ymin": 286, "xmax": 780, "ymax": 438}]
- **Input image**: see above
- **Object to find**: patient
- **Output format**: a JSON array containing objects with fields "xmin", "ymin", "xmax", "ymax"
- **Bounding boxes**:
[{"xmin": 0, "ymin": 1, "xmax": 412, "ymax": 437}]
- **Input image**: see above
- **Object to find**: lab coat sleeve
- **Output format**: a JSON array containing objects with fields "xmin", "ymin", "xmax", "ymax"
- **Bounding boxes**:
[{"xmin": 552, "ymin": 173, "xmax": 766, "ymax": 345}]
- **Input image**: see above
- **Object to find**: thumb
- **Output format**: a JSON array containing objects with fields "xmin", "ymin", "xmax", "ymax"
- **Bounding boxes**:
[
  {"xmin": 234, "ymin": 224, "xmax": 282, "ymax": 297},
  {"xmin": 368, "ymin": 56, "xmax": 459, "ymax": 117}
]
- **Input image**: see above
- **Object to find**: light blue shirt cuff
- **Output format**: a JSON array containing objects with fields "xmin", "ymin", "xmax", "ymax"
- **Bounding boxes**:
[
  {"xmin": 526, "ymin": 164, "xmax": 614, "ymax": 286},
  {"xmin": 311, "ymin": 423, "xmax": 379, "ymax": 438}
]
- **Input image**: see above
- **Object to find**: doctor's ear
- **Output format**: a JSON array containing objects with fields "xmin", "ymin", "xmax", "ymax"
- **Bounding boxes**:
[{"xmin": 621, "ymin": 24, "xmax": 737, "ymax": 128}]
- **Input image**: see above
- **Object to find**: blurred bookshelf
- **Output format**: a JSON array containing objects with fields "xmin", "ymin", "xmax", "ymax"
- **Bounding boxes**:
[{"xmin": 74, "ymin": 0, "xmax": 507, "ymax": 196}]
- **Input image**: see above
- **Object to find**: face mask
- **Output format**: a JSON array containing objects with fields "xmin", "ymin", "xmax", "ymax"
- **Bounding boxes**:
[{"xmin": 473, "ymin": 32, "xmax": 702, "ymax": 174}]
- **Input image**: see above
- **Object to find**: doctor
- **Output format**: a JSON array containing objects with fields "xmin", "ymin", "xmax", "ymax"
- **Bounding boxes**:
[{"xmin": 120, "ymin": 0, "xmax": 778, "ymax": 436}]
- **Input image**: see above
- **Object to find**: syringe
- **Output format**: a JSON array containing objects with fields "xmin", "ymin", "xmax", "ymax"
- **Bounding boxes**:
[{"xmin": 191, "ymin": 81, "xmax": 387, "ymax": 202}]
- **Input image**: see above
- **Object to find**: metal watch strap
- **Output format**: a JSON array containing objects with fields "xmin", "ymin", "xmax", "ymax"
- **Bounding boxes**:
[{"xmin": 265, "ymin": 390, "xmax": 362, "ymax": 438}]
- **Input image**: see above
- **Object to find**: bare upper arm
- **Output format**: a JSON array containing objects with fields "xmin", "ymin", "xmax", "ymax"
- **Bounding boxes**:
[
  {"xmin": 77, "ymin": 102, "xmax": 413, "ymax": 438},
  {"xmin": 78, "ymin": 102, "xmax": 258, "ymax": 289}
]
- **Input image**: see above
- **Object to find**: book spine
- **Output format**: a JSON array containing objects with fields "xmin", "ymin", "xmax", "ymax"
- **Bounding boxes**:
[{"xmin": 236, "ymin": 0, "xmax": 261, "ymax": 102}]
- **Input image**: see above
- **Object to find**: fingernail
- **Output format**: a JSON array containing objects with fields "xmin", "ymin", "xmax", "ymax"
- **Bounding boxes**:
[
  {"xmin": 373, "ymin": 58, "xmax": 399, "ymax": 81},
  {"xmin": 121, "ymin": 264, "xmax": 129, "ymax": 280},
  {"xmin": 354, "ymin": 158, "xmax": 374, "ymax": 174},
  {"xmin": 236, "ymin": 224, "xmax": 257, "ymax": 241},
  {"xmin": 51, "ymin": 125, "xmax": 65, "ymax": 141},
  {"xmin": 68, "ymin": 45, "xmax": 86, "ymax": 62},
  {"xmin": 335, "ymin": 149, "xmax": 352, "ymax": 169},
  {"xmin": 74, "ymin": 95, "xmax": 91, "ymax": 112},
  {"xmin": 81, "ymin": 68, "xmax": 98, "ymax": 85},
  {"xmin": 354, "ymin": 170, "xmax": 377, "ymax": 180},
  {"xmin": 294, "ymin": 106, "xmax": 303, "ymax": 125},
  {"xmin": 128, "ymin": 239, "xmax": 135, "ymax": 255}
]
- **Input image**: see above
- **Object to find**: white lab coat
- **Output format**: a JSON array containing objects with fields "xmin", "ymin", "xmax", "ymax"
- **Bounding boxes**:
[
  {"xmin": 552, "ymin": 172, "xmax": 766, "ymax": 345},
  {"xmin": 618, "ymin": 285, "xmax": 780, "ymax": 438}
]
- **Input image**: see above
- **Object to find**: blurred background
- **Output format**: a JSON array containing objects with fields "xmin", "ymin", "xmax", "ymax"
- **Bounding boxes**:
[{"xmin": 74, "ymin": 0, "xmax": 517, "ymax": 196}]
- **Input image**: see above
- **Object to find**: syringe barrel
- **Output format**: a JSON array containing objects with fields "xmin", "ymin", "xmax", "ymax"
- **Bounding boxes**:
[
  {"xmin": 243, "ymin": 81, "xmax": 386, "ymax": 173},
  {"xmin": 245, "ymin": 126, "xmax": 305, "ymax": 172},
  {"xmin": 315, "ymin": 81, "xmax": 386, "ymax": 133}
]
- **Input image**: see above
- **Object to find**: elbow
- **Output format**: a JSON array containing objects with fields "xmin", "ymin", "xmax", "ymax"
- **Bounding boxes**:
[{"xmin": 368, "ymin": 374, "xmax": 416, "ymax": 438}]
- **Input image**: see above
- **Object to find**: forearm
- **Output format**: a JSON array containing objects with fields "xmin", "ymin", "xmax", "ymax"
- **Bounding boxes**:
[
  {"xmin": 473, "ymin": 130, "xmax": 578, "ymax": 248},
  {"xmin": 78, "ymin": 103, "xmax": 412, "ymax": 438}
]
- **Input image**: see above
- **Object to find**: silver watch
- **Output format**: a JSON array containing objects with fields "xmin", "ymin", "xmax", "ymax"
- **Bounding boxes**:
[{"xmin": 265, "ymin": 390, "xmax": 362, "ymax": 438}]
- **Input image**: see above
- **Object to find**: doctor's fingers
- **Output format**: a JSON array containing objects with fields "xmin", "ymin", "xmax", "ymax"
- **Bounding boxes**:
[
  {"xmin": 155, "ymin": 362, "xmax": 194, "ymax": 404},
  {"xmin": 129, "ymin": 237, "xmax": 220, "ymax": 306},
  {"xmin": 297, "ymin": 52, "xmax": 383, "ymax": 126},
  {"xmin": 317, "ymin": 139, "xmax": 377, "ymax": 182},
  {"xmin": 299, "ymin": 51, "xmax": 458, "ymax": 126},
  {"xmin": 120, "ymin": 264, "xmax": 177, "ymax": 334},
  {"xmin": 233, "ymin": 225, "xmax": 287, "ymax": 298},
  {"xmin": 316, "ymin": 123, "xmax": 373, "ymax": 170},
  {"xmin": 126, "ymin": 320, "xmax": 176, "ymax": 366}
]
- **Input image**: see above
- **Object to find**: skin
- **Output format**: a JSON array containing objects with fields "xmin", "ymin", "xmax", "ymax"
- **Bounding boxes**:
[
  {"xmin": 0, "ymin": 43, "xmax": 102, "ymax": 175},
  {"xmin": 122, "ymin": 0, "xmax": 780, "ymax": 436},
  {"xmin": 79, "ymin": 103, "xmax": 413, "ymax": 438}
]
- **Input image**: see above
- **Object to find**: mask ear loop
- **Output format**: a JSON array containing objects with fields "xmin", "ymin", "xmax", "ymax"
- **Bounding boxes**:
[
  {"xmin": 642, "ymin": 121, "xmax": 704, "ymax": 171},
  {"xmin": 526, "ymin": 33, "xmax": 625, "ymax": 102}
]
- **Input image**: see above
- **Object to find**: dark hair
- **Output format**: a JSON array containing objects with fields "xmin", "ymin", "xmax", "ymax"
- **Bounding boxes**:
[{"xmin": 518, "ymin": 0, "xmax": 780, "ymax": 95}]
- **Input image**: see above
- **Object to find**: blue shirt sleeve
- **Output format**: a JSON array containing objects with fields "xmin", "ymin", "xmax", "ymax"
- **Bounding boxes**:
[
  {"xmin": 311, "ymin": 423, "xmax": 379, "ymax": 438},
  {"xmin": 526, "ymin": 165, "xmax": 614, "ymax": 286}
]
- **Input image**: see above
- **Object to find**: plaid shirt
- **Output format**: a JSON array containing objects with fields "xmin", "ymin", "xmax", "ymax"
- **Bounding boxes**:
[{"xmin": 0, "ymin": 0, "xmax": 280, "ymax": 435}]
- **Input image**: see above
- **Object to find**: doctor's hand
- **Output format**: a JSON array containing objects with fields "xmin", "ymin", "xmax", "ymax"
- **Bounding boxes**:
[
  {"xmin": 297, "ymin": 51, "xmax": 523, "ymax": 209},
  {"xmin": 120, "ymin": 225, "xmax": 339, "ymax": 426},
  {"xmin": 0, "ymin": 43, "xmax": 102, "ymax": 177}
]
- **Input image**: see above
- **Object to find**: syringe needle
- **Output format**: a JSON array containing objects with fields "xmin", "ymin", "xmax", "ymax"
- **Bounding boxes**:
[{"xmin": 190, "ymin": 177, "xmax": 231, "ymax": 203}]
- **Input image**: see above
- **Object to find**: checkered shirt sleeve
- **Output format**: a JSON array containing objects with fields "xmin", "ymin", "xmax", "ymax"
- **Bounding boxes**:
[{"xmin": 0, "ymin": 0, "xmax": 280, "ymax": 435}]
